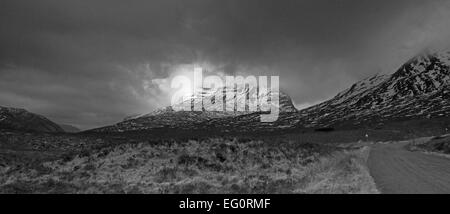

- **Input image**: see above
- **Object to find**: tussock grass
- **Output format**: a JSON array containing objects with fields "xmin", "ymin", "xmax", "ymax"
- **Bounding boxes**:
[{"xmin": 0, "ymin": 138, "xmax": 378, "ymax": 194}]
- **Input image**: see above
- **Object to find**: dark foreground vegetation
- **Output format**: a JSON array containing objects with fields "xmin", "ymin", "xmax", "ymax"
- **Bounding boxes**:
[
  {"xmin": 1, "ymin": 117, "xmax": 449, "ymax": 194},
  {"xmin": 0, "ymin": 128, "xmax": 379, "ymax": 193}
]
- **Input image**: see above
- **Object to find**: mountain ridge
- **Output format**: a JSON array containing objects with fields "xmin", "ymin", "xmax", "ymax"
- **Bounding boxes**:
[
  {"xmin": 90, "ymin": 87, "xmax": 299, "ymax": 133},
  {"xmin": 298, "ymin": 50, "xmax": 450, "ymax": 128}
]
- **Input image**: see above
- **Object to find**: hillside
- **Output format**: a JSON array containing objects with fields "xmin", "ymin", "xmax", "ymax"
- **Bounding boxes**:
[
  {"xmin": 0, "ymin": 106, "xmax": 63, "ymax": 133},
  {"xmin": 299, "ymin": 51, "xmax": 450, "ymax": 129}
]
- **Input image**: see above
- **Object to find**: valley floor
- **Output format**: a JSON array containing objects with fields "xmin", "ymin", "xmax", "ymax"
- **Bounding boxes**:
[
  {"xmin": 0, "ymin": 135, "xmax": 377, "ymax": 194},
  {"xmin": 4, "ymin": 128, "xmax": 450, "ymax": 194}
]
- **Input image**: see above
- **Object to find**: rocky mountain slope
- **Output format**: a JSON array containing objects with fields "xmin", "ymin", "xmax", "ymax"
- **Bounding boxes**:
[
  {"xmin": 0, "ymin": 106, "xmax": 64, "ymax": 132},
  {"xmin": 299, "ymin": 50, "xmax": 450, "ymax": 128},
  {"xmin": 90, "ymin": 87, "xmax": 299, "ymax": 133}
]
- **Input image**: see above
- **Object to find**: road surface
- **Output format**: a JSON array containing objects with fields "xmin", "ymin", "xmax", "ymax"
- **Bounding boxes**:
[{"xmin": 368, "ymin": 141, "xmax": 450, "ymax": 194}]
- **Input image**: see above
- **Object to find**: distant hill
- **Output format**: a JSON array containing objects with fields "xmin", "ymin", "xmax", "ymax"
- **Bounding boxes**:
[
  {"xmin": 0, "ymin": 106, "xmax": 64, "ymax": 132},
  {"xmin": 58, "ymin": 124, "xmax": 81, "ymax": 133}
]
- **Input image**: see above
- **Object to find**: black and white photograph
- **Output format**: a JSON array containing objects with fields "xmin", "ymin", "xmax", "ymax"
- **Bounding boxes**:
[{"xmin": 1, "ymin": 0, "xmax": 450, "ymax": 201}]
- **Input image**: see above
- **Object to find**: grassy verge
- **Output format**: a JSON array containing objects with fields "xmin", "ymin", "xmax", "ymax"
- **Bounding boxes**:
[
  {"xmin": 406, "ymin": 135, "xmax": 450, "ymax": 157},
  {"xmin": 296, "ymin": 146, "xmax": 378, "ymax": 194}
]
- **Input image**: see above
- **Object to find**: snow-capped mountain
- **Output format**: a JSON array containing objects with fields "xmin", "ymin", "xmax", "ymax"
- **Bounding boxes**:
[
  {"xmin": 90, "ymin": 86, "xmax": 299, "ymax": 133},
  {"xmin": 299, "ymin": 50, "xmax": 450, "ymax": 128},
  {"xmin": 91, "ymin": 50, "xmax": 450, "ymax": 134},
  {"xmin": 0, "ymin": 106, "xmax": 64, "ymax": 132}
]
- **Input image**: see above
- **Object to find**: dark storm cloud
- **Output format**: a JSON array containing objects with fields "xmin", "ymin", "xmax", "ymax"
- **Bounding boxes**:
[{"xmin": 1, "ymin": 0, "xmax": 450, "ymax": 129}]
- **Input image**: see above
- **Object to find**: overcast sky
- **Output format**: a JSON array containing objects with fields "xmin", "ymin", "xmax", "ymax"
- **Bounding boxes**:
[{"xmin": 1, "ymin": 0, "xmax": 450, "ymax": 130}]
